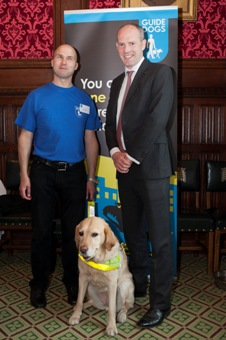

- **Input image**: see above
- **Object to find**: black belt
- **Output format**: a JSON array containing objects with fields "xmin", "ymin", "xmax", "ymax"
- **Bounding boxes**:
[{"xmin": 33, "ymin": 156, "xmax": 82, "ymax": 171}]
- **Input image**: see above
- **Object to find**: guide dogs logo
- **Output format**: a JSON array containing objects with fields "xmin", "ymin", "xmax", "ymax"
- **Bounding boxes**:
[{"xmin": 142, "ymin": 17, "xmax": 169, "ymax": 63}]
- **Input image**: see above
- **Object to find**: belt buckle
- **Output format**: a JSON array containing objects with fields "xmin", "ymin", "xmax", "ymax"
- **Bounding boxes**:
[{"xmin": 58, "ymin": 162, "xmax": 67, "ymax": 171}]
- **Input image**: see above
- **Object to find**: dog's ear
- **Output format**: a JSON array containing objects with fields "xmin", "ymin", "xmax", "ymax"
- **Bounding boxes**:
[
  {"xmin": 104, "ymin": 224, "xmax": 117, "ymax": 251},
  {"xmin": 75, "ymin": 223, "xmax": 81, "ymax": 248}
]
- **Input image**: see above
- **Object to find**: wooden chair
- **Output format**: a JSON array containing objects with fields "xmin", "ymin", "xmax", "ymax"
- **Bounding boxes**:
[
  {"xmin": 177, "ymin": 160, "xmax": 214, "ymax": 275},
  {"xmin": 206, "ymin": 160, "xmax": 226, "ymax": 272}
]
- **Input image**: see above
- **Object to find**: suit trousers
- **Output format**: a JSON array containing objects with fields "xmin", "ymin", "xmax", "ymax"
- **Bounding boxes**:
[
  {"xmin": 29, "ymin": 160, "xmax": 86, "ymax": 290},
  {"xmin": 118, "ymin": 173, "xmax": 173, "ymax": 309}
]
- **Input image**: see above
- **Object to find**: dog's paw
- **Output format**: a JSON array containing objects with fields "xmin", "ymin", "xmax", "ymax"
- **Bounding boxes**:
[
  {"xmin": 106, "ymin": 325, "xmax": 118, "ymax": 336},
  {"xmin": 117, "ymin": 310, "xmax": 127, "ymax": 323},
  {"xmin": 69, "ymin": 315, "xmax": 80, "ymax": 326}
]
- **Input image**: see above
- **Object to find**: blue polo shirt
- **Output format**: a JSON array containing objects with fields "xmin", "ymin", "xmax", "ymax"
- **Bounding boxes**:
[{"xmin": 15, "ymin": 82, "xmax": 101, "ymax": 163}]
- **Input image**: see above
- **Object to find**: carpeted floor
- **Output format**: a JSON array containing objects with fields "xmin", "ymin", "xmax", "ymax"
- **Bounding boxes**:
[{"xmin": 0, "ymin": 251, "xmax": 225, "ymax": 340}]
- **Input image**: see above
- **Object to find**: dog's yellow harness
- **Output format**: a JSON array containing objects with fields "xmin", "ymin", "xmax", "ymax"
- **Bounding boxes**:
[{"xmin": 78, "ymin": 253, "xmax": 121, "ymax": 271}]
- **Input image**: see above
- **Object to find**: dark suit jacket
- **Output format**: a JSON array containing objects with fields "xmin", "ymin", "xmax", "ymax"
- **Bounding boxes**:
[{"xmin": 105, "ymin": 59, "xmax": 175, "ymax": 180}]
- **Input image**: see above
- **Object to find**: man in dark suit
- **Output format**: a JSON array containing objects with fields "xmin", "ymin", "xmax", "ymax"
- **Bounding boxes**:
[{"xmin": 105, "ymin": 23, "xmax": 174, "ymax": 328}]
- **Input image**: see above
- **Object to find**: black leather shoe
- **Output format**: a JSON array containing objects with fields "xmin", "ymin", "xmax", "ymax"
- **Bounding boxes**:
[
  {"xmin": 137, "ymin": 308, "xmax": 171, "ymax": 328},
  {"xmin": 30, "ymin": 288, "xmax": 46, "ymax": 308},
  {"xmin": 67, "ymin": 286, "xmax": 78, "ymax": 305}
]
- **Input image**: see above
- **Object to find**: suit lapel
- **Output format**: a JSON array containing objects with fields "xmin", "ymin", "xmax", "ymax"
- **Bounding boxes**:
[{"xmin": 125, "ymin": 60, "xmax": 149, "ymax": 103}]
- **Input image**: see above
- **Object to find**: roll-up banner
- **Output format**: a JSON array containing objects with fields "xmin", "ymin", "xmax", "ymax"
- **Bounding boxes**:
[{"xmin": 64, "ymin": 7, "xmax": 178, "ymax": 276}]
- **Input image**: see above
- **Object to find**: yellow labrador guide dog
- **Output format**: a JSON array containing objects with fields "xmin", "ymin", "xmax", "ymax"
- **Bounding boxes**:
[{"xmin": 69, "ymin": 216, "xmax": 135, "ymax": 336}]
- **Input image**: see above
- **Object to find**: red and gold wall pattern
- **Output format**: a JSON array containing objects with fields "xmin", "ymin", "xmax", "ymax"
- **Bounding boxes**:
[{"xmin": 0, "ymin": 0, "xmax": 225, "ymax": 59}]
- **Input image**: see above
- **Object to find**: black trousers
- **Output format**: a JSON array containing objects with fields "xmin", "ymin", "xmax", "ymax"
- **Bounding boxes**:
[
  {"xmin": 118, "ymin": 174, "xmax": 173, "ymax": 310},
  {"xmin": 29, "ymin": 160, "xmax": 86, "ymax": 290}
]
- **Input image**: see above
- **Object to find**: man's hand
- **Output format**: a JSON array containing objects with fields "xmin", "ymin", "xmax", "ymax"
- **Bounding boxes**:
[
  {"xmin": 86, "ymin": 181, "xmax": 96, "ymax": 201},
  {"xmin": 112, "ymin": 152, "xmax": 132, "ymax": 173},
  {"xmin": 19, "ymin": 175, "xmax": 32, "ymax": 200}
]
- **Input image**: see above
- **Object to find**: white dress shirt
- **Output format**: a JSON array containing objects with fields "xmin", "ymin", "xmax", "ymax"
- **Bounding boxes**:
[{"xmin": 110, "ymin": 57, "xmax": 144, "ymax": 164}]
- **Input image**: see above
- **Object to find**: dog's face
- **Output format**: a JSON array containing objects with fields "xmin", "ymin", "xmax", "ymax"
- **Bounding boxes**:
[{"xmin": 75, "ymin": 217, "xmax": 117, "ymax": 260}]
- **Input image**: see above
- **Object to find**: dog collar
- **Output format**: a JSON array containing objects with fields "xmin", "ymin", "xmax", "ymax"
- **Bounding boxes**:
[{"xmin": 78, "ymin": 253, "xmax": 121, "ymax": 271}]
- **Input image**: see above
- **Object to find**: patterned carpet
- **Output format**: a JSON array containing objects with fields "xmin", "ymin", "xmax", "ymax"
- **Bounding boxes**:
[{"xmin": 0, "ymin": 251, "xmax": 225, "ymax": 340}]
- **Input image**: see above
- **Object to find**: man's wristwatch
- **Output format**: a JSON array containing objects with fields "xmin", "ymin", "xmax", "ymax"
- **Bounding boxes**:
[{"xmin": 88, "ymin": 177, "xmax": 97, "ymax": 184}]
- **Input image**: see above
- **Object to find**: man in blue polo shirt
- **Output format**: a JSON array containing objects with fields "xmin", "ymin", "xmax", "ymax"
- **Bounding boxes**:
[{"xmin": 15, "ymin": 44, "xmax": 101, "ymax": 308}]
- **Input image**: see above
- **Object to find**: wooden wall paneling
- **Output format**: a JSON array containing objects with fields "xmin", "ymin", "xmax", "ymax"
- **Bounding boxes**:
[
  {"xmin": 0, "ymin": 60, "xmax": 52, "ymax": 183},
  {"xmin": 179, "ymin": 103, "xmax": 194, "ymax": 144},
  {"xmin": 54, "ymin": 0, "xmax": 90, "ymax": 48},
  {"xmin": 179, "ymin": 59, "xmax": 226, "ymax": 90},
  {"xmin": 0, "ymin": 104, "xmax": 21, "ymax": 182},
  {"xmin": 0, "ymin": 60, "xmax": 52, "ymax": 90},
  {"xmin": 178, "ymin": 59, "xmax": 226, "ymax": 213},
  {"xmin": 179, "ymin": 99, "xmax": 226, "ymax": 148}
]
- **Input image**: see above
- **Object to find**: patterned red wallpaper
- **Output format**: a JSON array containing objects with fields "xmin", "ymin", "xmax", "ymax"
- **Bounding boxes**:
[
  {"xmin": 178, "ymin": 0, "xmax": 225, "ymax": 58},
  {"xmin": 0, "ymin": 0, "xmax": 53, "ymax": 59},
  {"xmin": 89, "ymin": 0, "xmax": 121, "ymax": 8},
  {"xmin": 0, "ymin": 0, "xmax": 225, "ymax": 59}
]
